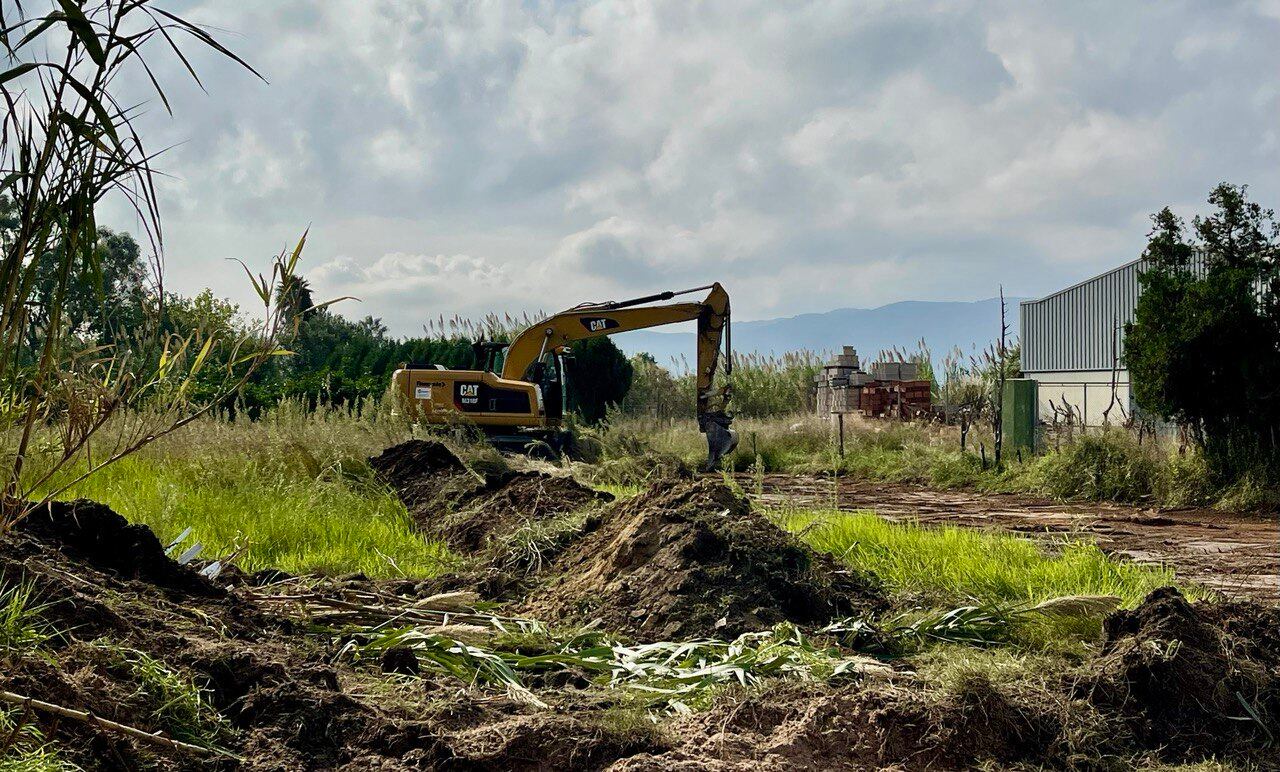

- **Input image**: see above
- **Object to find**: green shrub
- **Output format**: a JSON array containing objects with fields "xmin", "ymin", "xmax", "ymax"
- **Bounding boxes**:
[
  {"xmin": 1029, "ymin": 431, "xmax": 1162, "ymax": 503},
  {"xmin": 1156, "ymin": 451, "xmax": 1216, "ymax": 507},
  {"xmin": 1215, "ymin": 470, "xmax": 1280, "ymax": 512}
]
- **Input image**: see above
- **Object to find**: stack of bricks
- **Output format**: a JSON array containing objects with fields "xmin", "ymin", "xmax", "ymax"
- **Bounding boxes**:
[
  {"xmin": 814, "ymin": 346, "xmax": 869, "ymax": 416},
  {"xmin": 813, "ymin": 347, "xmax": 932, "ymax": 419}
]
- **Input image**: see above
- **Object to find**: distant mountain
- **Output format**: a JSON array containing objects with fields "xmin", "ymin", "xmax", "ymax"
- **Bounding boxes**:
[{"xmin": 612, "ymin": 297, "xmax": 1026, "ymax": 368}]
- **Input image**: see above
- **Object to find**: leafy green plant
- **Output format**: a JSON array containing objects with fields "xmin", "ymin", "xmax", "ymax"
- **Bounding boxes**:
[
  {"xmin": 0, "ymin": 579, "xmax": 51, "ymax": 654},
  {"xmin": 0, "ymin": 1, "xmax": 317, "ymax": 532}
]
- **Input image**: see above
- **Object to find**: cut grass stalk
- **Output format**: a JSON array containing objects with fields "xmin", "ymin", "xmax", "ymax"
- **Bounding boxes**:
[{"xmin": 349, "ymin": 622, "xmax": 892, "ymax": 714}]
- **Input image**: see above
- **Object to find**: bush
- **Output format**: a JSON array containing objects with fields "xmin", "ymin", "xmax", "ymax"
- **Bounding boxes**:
[
  {"xmin": 1029, "ymin": 431, "xmax": 1162, "ymax": 503},
  {"xmin": 1156, "ymin": 451, "xmax": 1215, "ymax": 508}
]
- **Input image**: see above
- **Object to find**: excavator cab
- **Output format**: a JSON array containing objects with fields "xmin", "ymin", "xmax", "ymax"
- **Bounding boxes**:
[{"xmin": 474, "ymin": 340, "xmax": 508, "ymax": 374}]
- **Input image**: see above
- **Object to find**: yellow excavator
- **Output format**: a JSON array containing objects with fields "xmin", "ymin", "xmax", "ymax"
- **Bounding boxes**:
[{"xmin": 391, "ymin": 283, "xmax": 738, "ymax": 469}]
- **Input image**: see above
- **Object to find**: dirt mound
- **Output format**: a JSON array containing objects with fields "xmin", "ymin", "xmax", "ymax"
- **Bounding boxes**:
[
  {"xmin": 0, "ymin": 498, "xmax": 659, "ymax": 771},
  {"xmin": 607, "ymin": 678, "xmax": 1073, "ymax": 772},
  {"xmin": 370, "ymin": 439, "xmax": 611, "ymax": 553},
  {"xmin": 524, "ymin": 480, "xmax": 885, "ymax": 640},
  {"xmin": 369, "ymin": 438, "xmax": 471, "ymax": 506},
  {"xmin": 17, "ymin": 498, "xmax": 217, "ymax": 595},
  {"xmin": 448, "ymin": 713, "xmax": 663, "ymax": 771},
  {"xmin": 1088, "ymin": 586, "xmax": 1280, "ymax": 760}
]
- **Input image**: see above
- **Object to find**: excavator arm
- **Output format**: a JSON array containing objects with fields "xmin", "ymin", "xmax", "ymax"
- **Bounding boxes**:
[{"xmin": 502, "ymin": 283, "xmax": 738, "ymax": 468}]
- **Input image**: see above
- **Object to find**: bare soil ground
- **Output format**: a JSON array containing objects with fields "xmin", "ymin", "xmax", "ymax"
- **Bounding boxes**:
[
  {"xmin": 743, "ymin": 474, "xmax": 1280, "ymax": 602},
  {"xmin": 4, "ymin": 445, "xmax": 1278, "ymax": 769}
]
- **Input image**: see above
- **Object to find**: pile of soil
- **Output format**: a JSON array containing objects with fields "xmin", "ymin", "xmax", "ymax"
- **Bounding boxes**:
[
  {"xmin": 19, "ymin": 498, "xmax": 217, "ymax": 595},
  {"xmin": 523, "ymin": 480, "xmax": 886, "ymax": 640},
  {"xmin": 1087, "ymin": 586, "xmax": 1280, "ymax": 760},
  {"xmin": 7, "ymin": 460, "xmax": 1278, "ymax": 769},
  {"xmin": 0, "ymin": 502, "xmax": 664, "ymax": 771},
  {"xmin": 607, "ymin": 679, "xmax": 1068, "ymax": 771},
  {"xmin": 370, "ymin": 439, "xmax": 610, "ymax": 553},
  {"xmin": 610, "ymin": 587, "xmax": 1280, "ymax": 772}
]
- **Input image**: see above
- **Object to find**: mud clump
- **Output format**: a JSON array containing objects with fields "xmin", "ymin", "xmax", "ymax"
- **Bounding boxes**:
[
  {"xmin": 1088, "ymin": 586, "xmax": 1280, "ymax": 760},
  {"xmin": 525, "ymin": 480, "xmax": 885, "ymax": 641},
  {"xmin": 370, "ymin": 439, "xmax": 610, "ymax": 553},
  {"xmin": 17, "ymin": 498, "xmax": 217, "ymax": 595}
]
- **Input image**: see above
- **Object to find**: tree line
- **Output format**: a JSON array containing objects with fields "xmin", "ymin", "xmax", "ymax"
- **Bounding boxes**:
[{"xmin": 2, "ymin": 193, "xmax": 632, "ymax": 422}]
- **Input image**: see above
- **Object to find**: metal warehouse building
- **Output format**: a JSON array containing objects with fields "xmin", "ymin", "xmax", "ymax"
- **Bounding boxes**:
[{"xmin": 1019, "ymin": 259, "xmax": 1148, "ymax": 427}]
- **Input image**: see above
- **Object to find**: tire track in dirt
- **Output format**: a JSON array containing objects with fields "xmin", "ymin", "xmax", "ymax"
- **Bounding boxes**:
[{"xmin": 740, "ymin": 474, "xmax": 1279, "ymax": 602}]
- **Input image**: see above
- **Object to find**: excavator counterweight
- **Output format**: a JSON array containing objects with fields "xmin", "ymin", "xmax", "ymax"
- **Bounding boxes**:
[{"xmin": 391, "ymin": 284, "xmax": 736, "ymax": 469}]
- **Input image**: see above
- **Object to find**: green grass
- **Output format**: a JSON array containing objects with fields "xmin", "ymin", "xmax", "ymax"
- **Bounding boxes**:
[
  {"xmin": 773, "ymin": 506, "xmax": 1198, "ymax": 608},
  {"xmin": 90, "ymin": 640, "xmax": 230, "ymax": 748},
  {"xmin": 0, "ymin": 579, "xmax": 52, "ymax": 654},
  {"xmin": 15, "ymin": 407, "xmax": 450, "ymax": 578},
  {"xmin": 44, "ymin": 453, "xmax": 449, "ymax": 578},
  {"xmin": 0, "ymin": 706, "xmax": 77, "ymax": 771}
]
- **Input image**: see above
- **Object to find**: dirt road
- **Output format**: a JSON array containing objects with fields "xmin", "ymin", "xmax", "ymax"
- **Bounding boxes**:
[{"xmin": 741, "ymin": 474, "xmax": 1279, "ymax": 602}]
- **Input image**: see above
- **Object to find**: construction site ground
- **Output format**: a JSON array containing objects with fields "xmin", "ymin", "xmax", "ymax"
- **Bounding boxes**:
[
  {"xmin": 742, "ymin": 473, "xmax": 1280, "ymax": 602},
  {"xmin": 4, "ymin": 442, "xmax": 1279, "ymax": 769}
]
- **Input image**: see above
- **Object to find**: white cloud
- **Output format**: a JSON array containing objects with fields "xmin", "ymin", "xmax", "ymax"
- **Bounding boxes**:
[
  {"xmin": 313, "ymin": 252, "xmax": 505, "ymax": 290},
  {"xmin": 96, "ymin": 0, "xmax": 1280, "ymax": 334}
]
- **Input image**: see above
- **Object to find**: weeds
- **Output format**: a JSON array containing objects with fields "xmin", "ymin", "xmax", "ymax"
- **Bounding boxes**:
[
  {"xmin": 1028, "ymin": 431, "xmax": 1163, "ymax": 503},
  {"xmin": 821, "ymin": 595, "xmax": 1123, "ymax": 655},
  {"xmin": 90, "ymin": 641, "xmax": 230, "ymax": 749},
  {"xmin": 592, "ymin": 415, "xmax": 1251, "ymax": 509},
  {"xmin": 490, "ymin": 510, "xmax": 593, "ymax": 575},
  {"xmin": 0, "ymin": 706, "xmax": 77, "ymax": 771},
  {"xmin": 0, "ymin": 580, "xmax": 51, "ymax": 655},
  {"xmin": 17, "ymin": 407, "xmax": 450, "ymax": 578}
]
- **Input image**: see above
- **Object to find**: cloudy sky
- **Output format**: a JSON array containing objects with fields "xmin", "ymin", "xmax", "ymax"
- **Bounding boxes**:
[{"xmin": 100, "ymin": 0, "xmax": 1280, "ymax": 334}]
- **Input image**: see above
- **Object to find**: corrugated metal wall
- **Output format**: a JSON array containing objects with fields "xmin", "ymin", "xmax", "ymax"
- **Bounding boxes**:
[
  {"xmin": 1020, "ymin": 260, "xmax": 1141, "ymax": 372},
  {"xmin": 1020, "ymin": 253, "xmax": 1221, "ymax": 373}
]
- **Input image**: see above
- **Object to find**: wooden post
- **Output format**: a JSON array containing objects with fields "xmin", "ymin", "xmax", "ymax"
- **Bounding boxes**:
[{"xmin": 838, "ymin": 412, "xmax": 845, "ymax": 458}]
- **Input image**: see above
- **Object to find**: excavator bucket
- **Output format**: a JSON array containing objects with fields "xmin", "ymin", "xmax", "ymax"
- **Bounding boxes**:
[{"xmin": 700, "ymin": 412, "xmax": 739, "ymax": 470}]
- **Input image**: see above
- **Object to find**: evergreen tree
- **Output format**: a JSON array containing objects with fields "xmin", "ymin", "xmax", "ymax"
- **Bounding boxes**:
[{"xmin": 1126, "ymin": 183, "xmax": 1280, "ymax": 481}]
